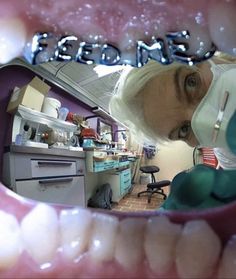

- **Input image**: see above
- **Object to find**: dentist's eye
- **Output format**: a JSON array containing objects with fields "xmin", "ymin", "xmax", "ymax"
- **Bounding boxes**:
[
  {"xmin": 184, "ymin": 72, "xmax": 203, "ymax": 103},
  {"xmin": 178, "ymin": 121, "xmax": 191, "ymax": 140},
  {"xmin": 185, "ymin": 73, "xmax": 198, "ymax": 92}
]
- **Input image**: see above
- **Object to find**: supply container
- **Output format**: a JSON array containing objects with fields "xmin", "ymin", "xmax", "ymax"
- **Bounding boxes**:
[
  {"xmin": 139, "ymin": 173, "xmax": 151, "ymax": 184},
  {"xmin": 41, "ymin": 97, "xmax": 61, "ymax": 118},
  {"xmin": 7, "ymin": 76, "xmax": 51, "ymax": 114},
  {"xmin": 58, "ymin": 107, "xmax": 69, "ymax": 121}
]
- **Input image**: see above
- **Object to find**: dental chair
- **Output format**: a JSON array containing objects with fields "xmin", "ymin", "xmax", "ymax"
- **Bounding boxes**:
[{"xmin": 138, "ymin": 165, "xmax": 171, "ymax": 203}]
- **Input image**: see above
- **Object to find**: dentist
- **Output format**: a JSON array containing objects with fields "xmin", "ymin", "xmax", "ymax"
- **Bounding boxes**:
[{"xmin": 109, "ymin": 54, "xmax": 236, "ymax": 209}]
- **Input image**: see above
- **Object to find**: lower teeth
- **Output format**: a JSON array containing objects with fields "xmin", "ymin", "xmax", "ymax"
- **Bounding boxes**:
[
  {"xmin": 20, "ymin": 203, "xmax": 59, "ymax": 265},
  {"xmin": 0, "ymin": 210, "xmax": 22, "ymax": 269},
  {"xmin": 0, "ymin": 202, "xmax": 231, "ymax": 278}
]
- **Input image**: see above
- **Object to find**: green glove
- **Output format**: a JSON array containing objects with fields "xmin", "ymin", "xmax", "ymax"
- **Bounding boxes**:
[
  {"xmin": 171, "ymin": 165, "xmax": 215, "ymax": 207},
  {"xmin": 162, "ymin": 164, "xmax": 236, "ymax": 210},
  {"xmin": 212, "ymin": 169, "xmax": 236, "ymax": 201},
  {"xmin": 226, "ymin": 110, "xmax": 236, "ymax": 155}
]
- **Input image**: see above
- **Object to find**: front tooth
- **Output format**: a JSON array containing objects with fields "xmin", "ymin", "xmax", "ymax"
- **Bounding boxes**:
[
  {"xmin": 21, "ymin": 204, "xmax": 59, "ymax": 265},
  {"xmin": 176, "ymin": 220, "xmax": 221, "ymax": 279},
  {"xmin": 208, "ymin": 1, "xmax": 236, "ymax": 56},
  {"xmin": 114, "ymin": 218, "xmax": 145, "ymax": 270},
  {"xmin": 88, "ymin": 213, "xmax": 119, "ymax": 262},
  {"xmin": 144, "ymin": 216, "xmax": 182, "ymax": 276},
  {"xmin": 59, "ymin": 208, "xmax": 92, "ymax": 261},
  {"xmin": 0, "ymin": 17, "xmax": 26, "ymax": 64},
  {"xmin": 0, "ymin": 210, "xmax": 22, "ymax": 269},
  {"xmin": 218, "ymin": 235, "xmax": 236, "ymax": 278}
]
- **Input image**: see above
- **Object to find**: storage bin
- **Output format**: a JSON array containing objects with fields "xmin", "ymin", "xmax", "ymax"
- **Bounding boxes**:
[{"xmin": 140, "ymin": 173, "xmax": 151, "ymax": 184}]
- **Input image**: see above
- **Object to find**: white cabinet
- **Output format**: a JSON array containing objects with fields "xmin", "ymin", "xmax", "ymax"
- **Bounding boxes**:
[
  {"xmin": 100, "ymin": 168, "xmax": 131, "ymax": 202},
  {"xmin": 16, "ymin": 176, "xmax": 85, "ymax": 206},
  {"xmin": 3, "ymin": 146, "xmax": 86, "ymax": 207}
]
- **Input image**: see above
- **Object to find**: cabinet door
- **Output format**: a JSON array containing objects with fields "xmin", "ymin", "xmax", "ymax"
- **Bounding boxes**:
[{"xmin": 16, "ymin": 176, "xmax": 85, "ymax": 207}]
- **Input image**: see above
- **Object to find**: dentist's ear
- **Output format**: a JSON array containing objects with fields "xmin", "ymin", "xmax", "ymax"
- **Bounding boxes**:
[{"xmin": 226, "ymin": 110, "xmax": 236, "ymax": 154}]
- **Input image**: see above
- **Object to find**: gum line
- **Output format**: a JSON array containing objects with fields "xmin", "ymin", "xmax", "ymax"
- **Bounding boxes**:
[{"xmin": 2, "ymin": 1, "xmax": 236, "ymax": 65}]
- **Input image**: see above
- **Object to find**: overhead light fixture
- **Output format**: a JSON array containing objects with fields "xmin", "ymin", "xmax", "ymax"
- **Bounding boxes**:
[
  {"xmin": 91, "ymin": 106, "xmax": 128, "ymax": 128},
  {"xmin": 91, "ymin": 106, "xmax": 115, "ymax": 121},
  {"xmin": 93, "ymin": 65, "xmax": 131, "ymax": 78}
]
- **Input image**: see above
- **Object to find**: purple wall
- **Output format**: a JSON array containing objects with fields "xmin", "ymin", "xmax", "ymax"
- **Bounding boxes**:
[{"xmin": 0, "ymin": 64, "xmax": 117, "ymax": 178}]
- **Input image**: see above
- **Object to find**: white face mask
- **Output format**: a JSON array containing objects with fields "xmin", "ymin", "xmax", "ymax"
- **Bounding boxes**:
[{"xmin": 191, "ymin": 61, "xmax": 236, "ymax": 150}]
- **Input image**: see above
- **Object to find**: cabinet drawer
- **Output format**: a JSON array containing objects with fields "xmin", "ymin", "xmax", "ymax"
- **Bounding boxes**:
[
  {"xmin": 16, "ymin": 176, "xmax": 85, "ymax": 206},
  {"xmin": 120, "ymin": 182, "xmax": 131, "ymax": 196},
  {"xmin": 120, "ymin": 177, "xmax": 131, "ymax": 196},
  {"xmin": 93, "ymin": 160, "xmax": 119, "ymax": 172},
  {"xmin": 118, "ymin": 161, "xmax": 130, "ymax": 168},
  {"xmin": 120, "ymin": 169, "xmax": 131, "ymax": 185},
  {"xmin": 31, "ymin": 160, "xmax": 77, "ymax": 178}
]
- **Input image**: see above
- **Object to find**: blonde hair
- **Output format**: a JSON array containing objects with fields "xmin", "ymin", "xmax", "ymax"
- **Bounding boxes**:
[{"xmin": 109, "ymin": 60, "xmax": 183, "ymax": 146}]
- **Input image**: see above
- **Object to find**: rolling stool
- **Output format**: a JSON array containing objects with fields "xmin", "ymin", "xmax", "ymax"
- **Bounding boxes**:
[{"xmin": 138, "ymin": 165, "xmax": 171, "ymax": 203}]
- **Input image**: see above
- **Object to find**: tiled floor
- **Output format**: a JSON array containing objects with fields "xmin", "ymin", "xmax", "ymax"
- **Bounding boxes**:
[{"xmin": 111, "ymin": 184, "xmax": 167, "ymax": 212}]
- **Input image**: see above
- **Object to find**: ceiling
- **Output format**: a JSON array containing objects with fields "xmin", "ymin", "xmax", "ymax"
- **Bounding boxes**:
[{"xmin": 38, "ymin": 61, "xmax": 122, "ymax": 113}]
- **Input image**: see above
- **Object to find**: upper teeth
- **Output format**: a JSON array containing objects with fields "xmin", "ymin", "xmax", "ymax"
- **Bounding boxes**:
[
  {"xmin": 0, "ymin": 18, "xmax": 26, "ymax": 64},
  {"xmin": 0, "ymin": 204, "xmax": 233, "ymax": 278}
]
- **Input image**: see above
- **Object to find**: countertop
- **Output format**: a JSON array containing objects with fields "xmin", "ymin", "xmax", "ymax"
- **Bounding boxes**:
[{"xmin": 4, "ymin": 145, "xmax": 85, "ymax": 159}]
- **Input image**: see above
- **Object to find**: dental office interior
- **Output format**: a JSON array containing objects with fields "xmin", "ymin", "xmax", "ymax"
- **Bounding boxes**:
[{"xmin": 0, "ymin": 58, "xmax": 199, "ymax": 212}]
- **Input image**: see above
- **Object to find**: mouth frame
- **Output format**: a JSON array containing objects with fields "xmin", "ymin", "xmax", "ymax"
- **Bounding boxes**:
[{"xmin": 1, "ymin": 1, "xmax": 236, "ymax": 277}]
